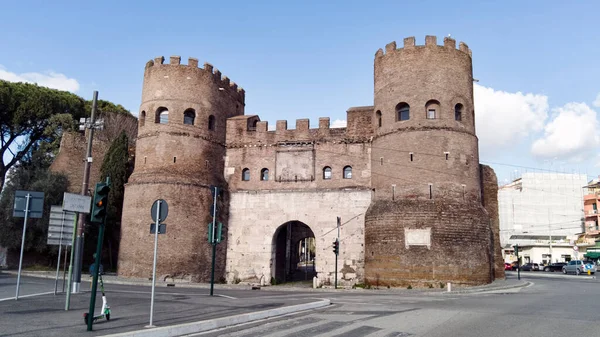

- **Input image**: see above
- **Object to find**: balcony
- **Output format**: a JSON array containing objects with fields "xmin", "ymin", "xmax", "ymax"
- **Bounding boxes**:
[
  {"xmin": 585, "ymin": 209, "xmax": 598, "ymax": 217},
  {"xmin": 584, "ymin": 193, "xmax": 600, "ymax": 201}
]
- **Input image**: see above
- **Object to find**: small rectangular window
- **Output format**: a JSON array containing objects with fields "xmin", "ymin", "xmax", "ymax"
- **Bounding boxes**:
[
  {"xmin": 429, "ymin": 184, "xmax": 433, "ymax": 199},
  {"xmin": 409, "ymin": 153, "xmax": 414, "ymax": 162},
  {"xmin": 427, "ymin": 109, "xmax": 436, "ymax": 119},
  {"xmin": 173, "ymin": 157, "xmax": 177, "ymax": 163},
  {"xmin": 380, "ymin": 157, "xmax": 384, "ymax": 165},
  {"xmin": 444, "ymin": 152, "xmax": 449, "ymax": 160},
  {"xmin": 144, "ymin": 156, "xmax": 147, "ymax": 164}
]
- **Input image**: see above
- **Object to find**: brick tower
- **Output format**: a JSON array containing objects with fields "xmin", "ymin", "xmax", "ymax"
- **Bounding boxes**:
[
  {"xmin": 365, "ymin": 36, "xmax": 494, "ymax": 286},
  {"xmin": 118, "ymin": 56, "xmax": 244, "ymax": 281}
]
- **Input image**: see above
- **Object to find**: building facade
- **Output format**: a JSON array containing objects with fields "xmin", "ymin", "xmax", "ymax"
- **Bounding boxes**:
[
  {"xmin": 499, "ymin": 172, "xmax": 588, "ymax": 264},
  {"xmin": 118, "ymin": 36, "xmax": 503, "ymax": 287}
]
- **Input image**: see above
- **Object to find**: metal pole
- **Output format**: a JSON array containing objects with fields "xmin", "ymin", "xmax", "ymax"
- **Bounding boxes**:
[
  {"xmin": 62, "ymin": 245, "xmax": 68, "ymax": 293},
  {"xmin": 73, "ymin": 90, "xmax": 98, "ymax": 293},
  {"xmin": 210, "ymin": 186, "xmax": 217, "ymax": 296},
  {"xmin": 65, "ymin": 214, "xmax": 78, "ymax": 310},
  {"xmin": 54, "ymin": 211, "xmax": 66, "ymax": 295},
  {"xmin": 15, "ymin": 193, "xmax": 31, "ymax": 300},
  {"xmin": 87, "ymin": 216, "xmax": 106, "ymax": 331},
  {"xmin": 516, "ymin": 245, "xmax": 520, "ymax": 280},
  {"xmin": 148, "ymin": 200, "xmax": 161, "ymax": 328}
]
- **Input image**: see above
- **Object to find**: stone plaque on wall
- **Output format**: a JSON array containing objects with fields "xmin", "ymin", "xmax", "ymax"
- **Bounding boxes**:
[
  {"xmin": 275, "ymin": 143, "xmax": 314, "ymax": 182},
  {"xmin": 404, "ymin": 227, "xmax": 431, "ymax": 249}
]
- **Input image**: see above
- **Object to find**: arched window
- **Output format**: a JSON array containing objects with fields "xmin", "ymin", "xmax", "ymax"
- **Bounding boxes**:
[
  {"xmin": 396, "ymin": 103, "xmax": 410, "ymax": 121},
  {"xmin": 208, "ymin": 115, "xmax": 215, "ymax": 130},
  {"xmin": 454, "ymin": 103, "xmax": 463, "ymax": 121},
  {"xmin": 343, "ymin": 166, "xmax": 352, "ymax": 179},
  {"xmin": 156, "ymin": 107, "xmax": 169, "ymax": 124},
  {"xmin": 140, "ymin": 110, "xmax": 146, "ymax": 127},
  {"xmin": 242, "ymin": 168, "xmax": 250, "ymax": 181},
  {"xmin": 323, "ymin": 166, "xmax": 332, "ymax": 180},
  {"xmin": 376, "ymin": 110, "xmax": 382, "ymax": 127},
  {"xmin": 183, "ymin": 109, "xmax": 196, "ymax": 125},
  {"xmin": 261, "ymin": 168, "xmax": 269, "ymax": 181},
  {"xmin": 425, "ymin": 100, "xmax": 440, "ymax": 119}
]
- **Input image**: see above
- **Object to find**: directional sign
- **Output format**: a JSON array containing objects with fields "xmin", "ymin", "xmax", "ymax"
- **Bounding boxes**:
[
  {"xmin": 13, "ymin": 190, "xmax": 44, "ymax": 218},
  {"xmin": 150, "ymin": 223, "xmax": 166, "ymax": 234},
  {"xmin": 63, "ymin": 193, "xmax": 91, "ymax": 213},
  {"xmin": 47, "ymin": 206, "xmax": 75, "ymax": 246},
  {"xmin": 150, "ymin": 199, "xmax": 168, "ymax": 223}
]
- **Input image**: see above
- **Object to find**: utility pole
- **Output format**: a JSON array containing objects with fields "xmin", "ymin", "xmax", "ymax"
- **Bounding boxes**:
[
  {"xmin": 548, "ymin": 208, "xmax": 553, "ymax": 263},
  {"xmin": 72, "ymin": 91, "xmax": 99, "ymax": 293}
]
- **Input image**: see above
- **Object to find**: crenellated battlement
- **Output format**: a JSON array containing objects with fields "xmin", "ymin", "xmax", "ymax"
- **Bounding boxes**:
[
  {"xmin": 375, "ymin": 35, "xmax": 472, "ymax": 58},
  {"xmin": 226, "ymin": 107, "xmax": 374, "ymax": 147},
  {"xmin": 145, "ymin": 56, "xmax": 246, "ymax": 103}
]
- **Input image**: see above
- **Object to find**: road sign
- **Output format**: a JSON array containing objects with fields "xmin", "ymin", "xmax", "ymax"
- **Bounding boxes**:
[
  {"xmin": 150, "ymin": 223, "xmax": 166, "ymax": 234},
  {"xmin": 573, "ymin": 246, "xmax": 579, "ymax": 251},
  {"xmin": 151, "ymin": 199, "xmax": 168, "ymax": 222},
  {"xmin": 13, "ymin": 190, "xmax": 44, "ymax": 218},
  {"xmin": 63, "ymin": 193, "xmax": 91, "ymax": 213},
  {"xmin": 47, "ymin": 206, "xmax": 75, "ymax": 246}
]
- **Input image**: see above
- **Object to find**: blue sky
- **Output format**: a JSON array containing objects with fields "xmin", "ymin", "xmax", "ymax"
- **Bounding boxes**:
[{"xmin": 1, "ymin": 1, "xmax": 599, "ymax": 184}]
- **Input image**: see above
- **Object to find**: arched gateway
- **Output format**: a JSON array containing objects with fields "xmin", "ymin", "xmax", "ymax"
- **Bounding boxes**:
[{"xmin": 272, "ymin": 221, "xmax": 315, "ymax": 283}]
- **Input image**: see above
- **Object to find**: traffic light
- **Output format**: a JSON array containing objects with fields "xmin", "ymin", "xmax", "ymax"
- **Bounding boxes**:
[
  {"xmin": 332, "ymin": 239, "xmax": 339, "ymax": 255},
  {"xmin": 90, "ymin": 182, "xmax": 110, "ymax": 223}
]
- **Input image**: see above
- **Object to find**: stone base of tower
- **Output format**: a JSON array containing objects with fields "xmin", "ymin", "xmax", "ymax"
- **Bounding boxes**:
[
  {"xmin": 364, "ymin": 200, "xmax": 493, "ymax": 287},
  {"xmin": 117, "ymin": 181, "xmax": 227, "ymax": 282}
]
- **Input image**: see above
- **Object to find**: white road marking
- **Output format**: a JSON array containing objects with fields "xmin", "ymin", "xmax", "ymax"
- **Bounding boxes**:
[{"xmin": 0, "ymin": 291, "xmax": 55, "ymax": 302}]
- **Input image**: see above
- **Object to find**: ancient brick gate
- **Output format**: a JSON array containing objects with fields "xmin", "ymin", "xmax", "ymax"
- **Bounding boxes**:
[{"xmin": 272, "ymin": 221, "xmax": 315, "ymax": 283}]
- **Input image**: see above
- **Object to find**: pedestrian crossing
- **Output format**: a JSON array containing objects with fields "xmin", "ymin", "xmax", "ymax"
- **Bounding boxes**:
[{"xmin": 188, "ymin": 308, "xmax": 419, "ymax": 337}]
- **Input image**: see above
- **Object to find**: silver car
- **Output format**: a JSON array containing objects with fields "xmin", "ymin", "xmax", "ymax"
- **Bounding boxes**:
[{"xmin": 562, "ymin": 260, "xmax": 596, "ymax": 275}]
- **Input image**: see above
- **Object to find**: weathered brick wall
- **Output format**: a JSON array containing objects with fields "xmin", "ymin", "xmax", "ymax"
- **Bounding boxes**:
[
  {"xmin": 225, "ymin": 141, "xmax": 371, "ymax": 191},
  {"xmin": 364, "ymin": 200, "xmax": 492, "ymax": 286},
  {"xmin": 371, "ymin": 36, "xmax": 479, "ymax": 202},
  {"xmin": 118, "ymin": 183, "xmax": 228, "ymax": 281},
  {"xmin": 49, "ymin": 131, "xmax": 111, "ymax": 193},
  {"xmin": 226, "ymin": 189, "xmax": 371, "ymax": 287},
  {"xmin": 119, "ymin": 57, "xmax": 243, "ymax": 280},
  {"xmin": 481, "ymin": 164, "xmax": 505, "ymax": 279}
]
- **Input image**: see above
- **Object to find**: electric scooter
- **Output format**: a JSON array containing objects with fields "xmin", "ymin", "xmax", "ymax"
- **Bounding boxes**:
[{"xmin": 83, "ymin": 274, "xmax": 111, "ymax": 324}]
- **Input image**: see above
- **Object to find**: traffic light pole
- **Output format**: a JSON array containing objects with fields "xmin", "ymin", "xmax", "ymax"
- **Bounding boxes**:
[
  {"xmin": 87, "ymin": 211, "xmax": 106, "ymax": 331},
  {"xmin": 87, "ymin": 178, "xmax": 110, "ymax": 331},
  {"xmin": 73, "ymin": 91, "xmax": 99, "ymax": 294},
  {"xmin": 210, "ymin": 186, "xmax": 218, "ymax": 296}
]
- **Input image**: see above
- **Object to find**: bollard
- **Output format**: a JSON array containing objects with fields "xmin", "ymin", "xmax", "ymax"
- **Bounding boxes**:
[
  {"xmin": 588, "ymin": 270, "xmax": 591, "ymax": 276},
  {"xmin": 447, "ymin": 282, "xmax": 451, "ymax": 292}
]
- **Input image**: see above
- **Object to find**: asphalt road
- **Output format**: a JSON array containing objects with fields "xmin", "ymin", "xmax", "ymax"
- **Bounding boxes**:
[
  {"xmin": 0, "ymin": 272, "xmax": 320, "ymax": 337},
  {"xmin": 192, "ymin": 274, "xmax": 600, "ymax": 337},
  {"xmin": 1, "ymin": 272, "xmax": 598, "ymax": 337}
]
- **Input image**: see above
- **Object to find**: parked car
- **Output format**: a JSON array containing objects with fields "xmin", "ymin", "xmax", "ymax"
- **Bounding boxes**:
[
  {"xmin": 562, "ymin": 260, "xmax": 596, "ymax": 275},
  {"xmin": 510, "ymin": 261, "xmax": 520, "ymax": 271},
  {"xmin": 543, "ymin": 262, "xmax": 567, "ymax": 272},
  {"xmin": 504, "ymin": 262, "xmax": 512, "ymax": 270}
]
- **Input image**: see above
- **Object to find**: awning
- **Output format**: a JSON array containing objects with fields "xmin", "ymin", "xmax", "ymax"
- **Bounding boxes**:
[{"xmin": 584, "ymin": 252, "xmax": 600, "ymax": 259}]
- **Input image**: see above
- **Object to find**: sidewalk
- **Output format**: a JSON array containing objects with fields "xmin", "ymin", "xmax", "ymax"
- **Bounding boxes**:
[{"xmin": 3, "ymin": 270, "xmax": 530, "ymax": 294}]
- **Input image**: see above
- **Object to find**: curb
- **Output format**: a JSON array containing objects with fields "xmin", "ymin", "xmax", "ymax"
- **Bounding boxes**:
[
  {"xmin": 1, "ymin": 271, "xmax": 531, "ymax": 294},
  {"xmin": 100, "ymin": 299, "xmax": 331, "ymax": 337}
]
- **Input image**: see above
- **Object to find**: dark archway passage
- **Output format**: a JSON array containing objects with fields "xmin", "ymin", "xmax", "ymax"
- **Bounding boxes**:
[{"xmin": 272, "ymin": 221, "xmax": 315, "ymax": 283}]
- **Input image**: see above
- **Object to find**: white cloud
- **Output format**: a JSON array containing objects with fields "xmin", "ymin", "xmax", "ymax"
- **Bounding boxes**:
[
  {"xmin": 531, "ymin": 102, "xmax": 600, "ymax": 161},
  {"xmin": 0, "ymin": 65, "xmax": 80, "ymax": 92},
  {"xmin": 474, "ymin": 84, "xmax": 549, "ymax": 153},
  {"xmin": 331, "ymin": 119, "xmax": 347, "ymax": 128},
  {"xmin": 593, "ymin": 93, "xmax": 600, "ymax": 108}
]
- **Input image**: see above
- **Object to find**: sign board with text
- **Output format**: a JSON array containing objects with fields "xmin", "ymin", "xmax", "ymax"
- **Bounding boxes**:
[
  {"xmin": 47, "ymin": 206, "xmax": 75, "ymax": 246},
  {"xmin": 63, "ymin": 193, "xmax": 91, "ymax": 213}
]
